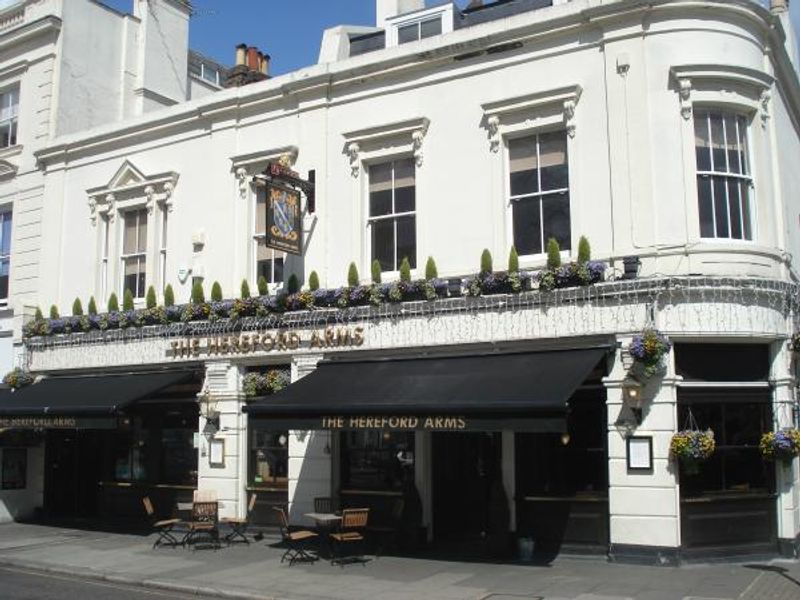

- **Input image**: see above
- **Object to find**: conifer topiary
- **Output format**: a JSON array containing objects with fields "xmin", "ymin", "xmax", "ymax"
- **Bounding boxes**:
[
  {"xmin": 347, "ymin": 262, "xmax": 359, "ymax": 287},
  {"xmin": 72, "ymin": 298, "xmax": 83, "ymax": 316},
  {"xmin": 123, "ymin": 289, "xmax": 134, "ymax": 311},
  {"xmin": 210, "ymin": 281, "xmax": 223, "ymax": 302},
  {"xmin": 287, "ymin": 274, "xmax": 299, "ymax": 294},
  {"xmin": 399, "ymin": 257, "xmax": 412, "ymax": 282},
  {"xmin": 578, "ymin": 235, "xmax": 591, "ymax": 264},
  {"xmin": 240, "ymin": 279, "xmax": 251, "ymax": 299},
  {"xmin": 191, "ymin": 280, "xmax": 205, "ymax": 304},
  {"xmin": 34, "ymin": 307, "xmax": 43, "ymax": 321},
  {"xmin": 308, "ymin": 271, "xmax": 320, "ymax": 291},
  {"xmin": 49, "ymin": 305, "xmax": 59, "ymax": 319},
  {"xmin": 425, "ymin": 256, "xmax": 438, "ymax": 279},
  {"xmin": 145, "ymin": 286, "xmax": 157, "ymax": 309},
  {"xmin": 257, "ymin": 276, "xmax": 268, "ymax": 296},
  {"xmin": 371, "ymin": 260, "xmax": 382, "ymax": 284},
  {"xmin": 87, "ymin": 296, "xmax": 98, "ymax": 315},
  {"xmin": 508, "ymin": 246, "xmax": 519, "ymax": 273},
  {"xmin": 546, "ymin": 238, "xmax": 562, "ymax": 270},
  {"xmin": 163, "ymin": 285, "xmax": 175, "ymax": 307},
  {"xmin": 107, "ymin": 293, "xmax": 119, "ymax": 312},
  {"xmin": 480, "ymin": 249, "xmax": 493, "ymax": 274}
]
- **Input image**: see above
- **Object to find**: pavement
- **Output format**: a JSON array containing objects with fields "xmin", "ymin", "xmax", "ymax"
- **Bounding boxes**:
[{"xmin": 0, "ymin": 523, "xmax": 799, "ymax": 600}]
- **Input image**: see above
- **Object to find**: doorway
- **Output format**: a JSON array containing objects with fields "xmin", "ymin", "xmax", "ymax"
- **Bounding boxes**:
[
  {"xmin": 432, "ymin": 432, "xmax": 501, "ymax": 543},
  {"xmin": 44, "ymin": 430, "xmax": 103, "ymax": 518}
]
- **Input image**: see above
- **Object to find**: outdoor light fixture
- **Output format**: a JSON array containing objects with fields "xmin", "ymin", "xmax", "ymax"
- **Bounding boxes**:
[
  {"xmin": 622, "ymin": 377, "xmax": 644, "ymax": 426},
  {"xmin": 621, "ymin": 256, "xmax": 642, "ymax": 280},
  {"xmin": 198, "ymin": 386, "xmax": 220, "ymax": 441},
  {"xmin": 560, "ymin": 432, "xmax": 571, "ymax": 446}
]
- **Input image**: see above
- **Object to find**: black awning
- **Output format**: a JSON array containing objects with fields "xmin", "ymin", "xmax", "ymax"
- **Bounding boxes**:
[
  {"xmin": 244, "ymin": 347, "xmax": 608, "ymax": 431},
  {"xmin": 0, "ymin": 371, "xmax": 195, "ymax": 418}
]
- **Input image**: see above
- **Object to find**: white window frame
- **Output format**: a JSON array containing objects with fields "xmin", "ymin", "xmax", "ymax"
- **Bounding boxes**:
[
  {"xmin": 120, "ymin": 208, "xmax": 148, "ymax": 299},
  {"xmin": 385, "ymin": 4, "xmax": 453, "ymax": 47},
  {"xmin": 366, "ymin": 158, "xmax": 418, "ymax": 274},
  {"xmin": 0, "ymin": 85, "xmax": 19, "ymax": 150},
  {"xmin": 0, "ymin": 209, "xmax": 11, "ymax": 303},
  {"xmin": 693, "ymin": 110, "xmax": 754, "ymax": 242}
]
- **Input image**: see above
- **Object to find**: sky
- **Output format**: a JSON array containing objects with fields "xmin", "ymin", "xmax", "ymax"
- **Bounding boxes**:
[{"xmin": 93, "ymin": 1, "xmax": 799, "ymax": 76}]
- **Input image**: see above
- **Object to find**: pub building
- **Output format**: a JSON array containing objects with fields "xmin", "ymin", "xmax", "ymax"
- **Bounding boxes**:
[{"xmin": 1, "ymin": 0, "xmax": 799, "ymax": 567}]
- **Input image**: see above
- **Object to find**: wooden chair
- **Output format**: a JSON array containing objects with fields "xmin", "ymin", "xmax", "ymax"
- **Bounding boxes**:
[
  {"xmin": 330, "ymin": 508, "xmax": 370, "ymax": 566},
  {"xmin": 142, "ymin": 496, "xmax": 182, "ymax": 549},
  {"xmin": 273, "ymin": 507, "xmax": 319, "ymax": 565},
  {"xmin": 220, "ymin": 493, "xmax": 257, "ymax": 545},
  {"xmin": 183, "ymin": 500, "xmax": 221, "ymax": 550},
  {"xmin": 368, "ymin": 498, "xmax": 404, "ymax": 557},
  {"xmin": 314, "ymin": 496, "xmax": 333, "ymax": 513}
]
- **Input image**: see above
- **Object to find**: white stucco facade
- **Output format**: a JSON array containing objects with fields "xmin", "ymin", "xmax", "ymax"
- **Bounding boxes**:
[{"xmin": 2, "ymin": 0, "xmax": 800, "ymax": 561}]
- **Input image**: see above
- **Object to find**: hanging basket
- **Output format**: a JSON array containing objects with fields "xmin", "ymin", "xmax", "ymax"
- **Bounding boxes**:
[
  {"xmin": 628, "ymin": 329, "xmax": 671, "ymax": 379},
  {"xmin": 759, "ymin": 429, "xmax": 800, "ymax": 465},
  {"xmin": 670, "ymin": 410, "xmax": 715, "ymax": 475}
]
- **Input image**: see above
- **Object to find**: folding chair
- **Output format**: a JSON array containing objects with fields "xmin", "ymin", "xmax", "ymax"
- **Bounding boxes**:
[
  {"xmin": 221, "ymin": 493, "xmax": 257, "ymax": 545},
  {"xmin": 184, "ymin": 500, "xmax": 221, "ymax": 550},
  {"xmin": 330, "ymin": 508, "xmax": 370, "ymax": 566},
  {"xmin": 142, "ymin": 496, "xmax": 182, "ymax": 549},
  {"xmin": 273, "ymin": 507, "xmax": 319, "ymax": 565}
]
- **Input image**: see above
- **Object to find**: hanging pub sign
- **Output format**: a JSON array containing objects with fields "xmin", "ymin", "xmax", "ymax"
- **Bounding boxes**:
[
  {"xmin": 266, "ymin": 182, "xmax": 302, "ymax": 255},
  {"xmin": 257, "ymin": 157, "xmax": 315, "ymax": 257}
]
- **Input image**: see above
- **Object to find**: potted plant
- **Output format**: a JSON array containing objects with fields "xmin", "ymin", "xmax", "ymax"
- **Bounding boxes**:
[
  {"xmin": 670, "ymin": 429, "xmax": 716, "ymax": 476},
  {"xmin": 2, "ymin": 367, "xmax": 34, "ymax": 391},
  {"xmin": 759, "ymin": 429, "xmax": 800, "ymax": 465},
  {"xmin": 628, "ymin": 329, "xmax": 671, "ymax": 378}
]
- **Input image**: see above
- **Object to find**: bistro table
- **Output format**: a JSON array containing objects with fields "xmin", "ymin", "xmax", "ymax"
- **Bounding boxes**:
[{"xmin": 304, "ymin": 512, "xmax": 341, "ymax": 559}]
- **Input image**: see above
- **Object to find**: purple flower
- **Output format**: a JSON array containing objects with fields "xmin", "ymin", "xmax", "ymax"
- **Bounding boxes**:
[{"xmin": 49, "ymin": 318, "xmax": 66, "ymax": 334}]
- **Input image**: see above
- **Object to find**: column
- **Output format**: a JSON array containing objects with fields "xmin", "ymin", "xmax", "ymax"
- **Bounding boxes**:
[
  {"xmin": 196, "ymin": 359, "xmax": 247, "ymax": 520},
  {"xmin": 287, "ymin": 354, "xmax": 330, "ymax": 525},
  {"xmin": 772, "ymin": 341, "xmax": 800, "ymax": 557},
  {"xmin": 605, "ymin": 337, "xmax": 681, "ymax": 565}
]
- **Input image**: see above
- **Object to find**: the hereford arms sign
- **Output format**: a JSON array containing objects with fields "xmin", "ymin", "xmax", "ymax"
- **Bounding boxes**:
[{"xmin": 169, "ymin": 326, "xmax": 365, "ymax": 358}]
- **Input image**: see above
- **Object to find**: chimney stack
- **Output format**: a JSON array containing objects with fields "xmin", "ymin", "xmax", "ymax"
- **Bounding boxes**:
[{"xmin": 225, "ymin": 43, "xmax": 270, "ymax": 88}]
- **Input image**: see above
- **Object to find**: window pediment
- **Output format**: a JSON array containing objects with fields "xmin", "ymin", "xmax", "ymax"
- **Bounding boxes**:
[
  {"xmin": 342, "ymin": 117, "xmax": 429, "ymax": 177},
  {"xmin": 87, "ymin": 160, "xmax": 179, "ymax": 225},
  {"xmin": 0, "ymin": 158, "xmax": 17, "ymax": 180},
  {"xmin": 481, "ymin": 85, "xmax": 582, "ymax": 152},
  {"xmin": 230, "ymin": 145, "xmax": 298, "ymax": 199}
]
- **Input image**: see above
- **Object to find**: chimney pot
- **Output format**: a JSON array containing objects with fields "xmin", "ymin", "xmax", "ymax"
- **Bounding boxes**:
[
  {"xmin": 235, "ymin": 44, "xmax": 247, "ymax": 67},
  {"xmin": 247, "ymin": 47, "xmax": 259, "ymax": 71},
  {"xmin": 261, "ymin": 53, "xmax": 271, "ymax": 76}
]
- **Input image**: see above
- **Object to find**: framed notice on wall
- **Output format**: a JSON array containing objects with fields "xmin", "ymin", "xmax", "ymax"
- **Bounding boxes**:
[
  {"xmin": 209, "ymin": 439, "xmax": 225, "ymax": 469},
  {"xmin": 626, "ymin": 436, "xmax": 653, "ymax": 471},
  {"xmin": 265, "ymin": 182, "xmax": 302, "ymax": 255}
]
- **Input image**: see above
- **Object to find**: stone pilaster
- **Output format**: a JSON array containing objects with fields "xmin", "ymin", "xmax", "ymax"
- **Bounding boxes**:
[
  {"xmin": 196, "ymin": 359, "xmax": 247, "ymax": 519},
  {"xmin": 287, "ymin": 354, "xmax": 330, "ymax": 525},
  {"xmin": 772, "ymin": 341, "xmax": 800, "ymax": 557},
  {"xmin": 606, "ymin": 337, "xmax": 681, "ymax": 565}
]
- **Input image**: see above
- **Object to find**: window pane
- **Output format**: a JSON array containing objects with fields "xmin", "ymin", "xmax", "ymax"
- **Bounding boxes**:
[
  {"xmin": 255, "ymin": 191, "xmax": 267, "ymax": 235},
  {"xmin": 370, "ymin": 190, "xmax": 393, "ymax": 217},
  {"xmin": 369, "ymin": 163, "xmax": 393, "ymax": 216},
  {"xmin": 398, "ymin": 23, "xmax": 419, "ymax": 44},
  {"xmin": 273, "ymin": 257, "xmax": 284, "ymax": 283},
  {"xmin": 137, "ymin": 211, "xmax": 148, "ymax": 252},
  {"xmin": 697, "ymin": 176, "xmax": 715, "ymax": 238},
  {"xmin": 396, "ymin": 215, "xmax": 416, "ymax": 269},
  {"xmin": 420, "ymin": 17, "xmax": 441, "ymax": 39},
  {"xmin": 542, "ymin": 193, "xmax": 571, "ymax": 251},
  {"xmin": 712, "ymin": 176, "xmax": 729, "ymax": 238},
  {"xmin": 539, "ymin": 131, "xmax": 568, "ymax": 191},
  {"xmin": 727, "ymin": 179, "xmax": 743, "ymax": 240},
  {"xmin": 341, "ymin": 430, "xmax": 414, "ymax": 491},
  {"xmin": 509, "ymin": 136, "xmax": 538, "ymax": 196},
  {"xmin": 123, "ymin": 214, "xmax": 138, "ymax": 254},
  {"xmin": 257, "ymin": 260, "xmax": 271, "ymax": 283},
  {"xmin": 0, "ymin": 259, "xmax": 8, "ymax": 299},
  {"xmin": 256, "ymin": 237, "xmax": 271, "ymax": 261},
  {"xmin": 8, "ymin": 120, "xmax": 16, "ymax": 146},
  {"xmin": 0, "ymin": 123, "xmax": 10, "ymax": 148},
  {"xmin": 741, "ymin": 181, "xmax": 753, "ymax": 240},
  {"xmin": 188, "ymin": 61, "xmax": 202, "ymax": 77},
  {"xmin": 512, "ymin": 197, "xmax": 541, "ymax": 256},
  {"xmin": 738, "ymin": 116, "xmax": 750, "ymax": 175},
  {"xmin": 202, "ymin": 66, "xmax": 219, "ymax": 84},
  {"xmin": 371, "ymin": 219, "xmax": 394, "ymax": 272},
  {"xmin": 0, "ymin": 212, "xmax": 11, "ymax": 256},
  {"xmin": 724, "ymin": 114, "xmax": 741, "ymax": 174},
  {"xmin": 694, "ymin": 113, "xmax": 711, "ymax": 172},
  {"xmin": 395, "ymin": 186, "xmax": 415, "ymax": 214},
  {"xmin": 709, "ymin": 114, "xmax": 726, "ymax": 172}
]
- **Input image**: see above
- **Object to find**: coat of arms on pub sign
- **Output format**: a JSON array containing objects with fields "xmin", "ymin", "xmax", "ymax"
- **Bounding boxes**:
[{"xmin": 266, "ymin": 183, "xmax": 302, "ymax": 255}]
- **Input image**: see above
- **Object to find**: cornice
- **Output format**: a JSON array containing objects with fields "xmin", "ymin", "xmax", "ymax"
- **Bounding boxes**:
[
  {"xmin": 0, "ymin": 15, "xmax": 61, "ymax": 53},
  {"xmin": 34, "ymin": 0, "xmax": 791, "ymax": 166}
]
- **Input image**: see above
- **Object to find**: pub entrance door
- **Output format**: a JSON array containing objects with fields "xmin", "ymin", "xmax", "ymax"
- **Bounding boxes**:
[
  {"xmin": 432, "ymin": 432, "xmax": 502, "ymax": 544},
  {"xmin": 44, "ymin": 430, "xmax": 103, "ymax": 518}
]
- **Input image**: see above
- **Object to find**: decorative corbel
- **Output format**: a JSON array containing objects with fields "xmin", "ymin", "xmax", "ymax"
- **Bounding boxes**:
[
  {"xmin": 563, "ymin": 99, "xmax": 577, "ymax": 138},
  {"xmin": 88, "ymin": 196, "xmax": 98, "ymax": 226},
  {"xmin": 105, "ymin": 193, "xmax": 117, "ymax": 223},
  {"xmin": 487, "ymin": 115, "xmax": 500, "ymax": 153},
  {"xmin": 144, "ymin": 185, "xmax": 156, "ymax": 215},
  {"xmin": 163, "ymin": 181, "xmax": 175, "ymax": 212},
  {"xmin": 760, "ymin": 90, "xmax": 771, "ymax": 128},
  {"xmin": 678, "ymin": 78, "xmax": 692, "ymax": 121},
  {"xmin": 412, "ymin": 130, "xmax": 425, "ymax": 167},
  {"xmin": 235, "ymin": 167, "xmax": 249, "ymax": 199},
  {"xmin": 347, "ymin": 142, "xmax": 361, "ymax": 178}
]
